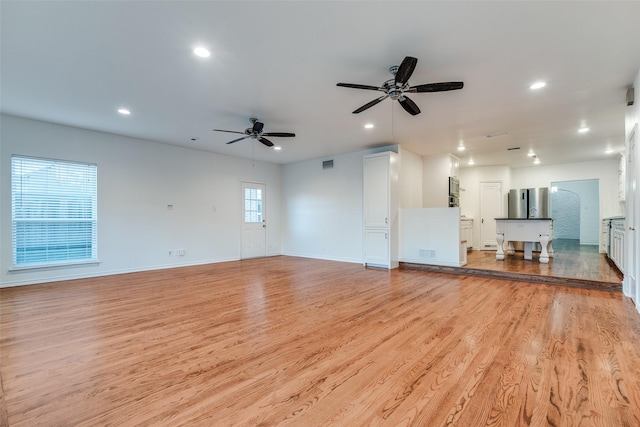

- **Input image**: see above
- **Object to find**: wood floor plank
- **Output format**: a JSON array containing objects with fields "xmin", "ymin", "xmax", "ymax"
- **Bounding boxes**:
[{"xmin": 1, "ymin": 256, "xmax": 640, "ymax": 426}]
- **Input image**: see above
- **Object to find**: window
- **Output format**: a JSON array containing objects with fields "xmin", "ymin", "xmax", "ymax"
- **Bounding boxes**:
[
  {"xmin": 244, "ymin": 187, "xmax": 263, "ymax": 223},
  {"xmin": 11, "ymin": 156, "xmax": 97, "ymax": 268}
]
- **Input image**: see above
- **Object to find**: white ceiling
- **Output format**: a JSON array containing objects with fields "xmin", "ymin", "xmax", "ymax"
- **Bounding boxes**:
[{"xmin": 2, "ymin": 1, "xmax": 640, "ymax": 168}]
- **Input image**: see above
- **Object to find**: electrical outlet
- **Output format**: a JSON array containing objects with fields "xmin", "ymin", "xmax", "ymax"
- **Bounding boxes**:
[{"xmin": 178, "ymin": 249, "xmax": 185, "ymax": 256}]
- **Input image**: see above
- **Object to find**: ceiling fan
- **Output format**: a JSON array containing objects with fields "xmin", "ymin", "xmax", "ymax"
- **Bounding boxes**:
[
  {"xmin": 337, "ymin": 56, "xmax": 464, "ymax": 116},
  {"xmin": 214, "ymin": 118, "xmax": 295, "ymax": 147}
]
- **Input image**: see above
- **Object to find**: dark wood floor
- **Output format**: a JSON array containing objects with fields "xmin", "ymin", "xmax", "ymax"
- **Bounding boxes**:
[
  {"xmin": 1, "ymin": 256, "xmax": 640, "ymax": 426},
  {"xmin": 405, "ymin": 239, "xmax": 623, "ymax": 292}
]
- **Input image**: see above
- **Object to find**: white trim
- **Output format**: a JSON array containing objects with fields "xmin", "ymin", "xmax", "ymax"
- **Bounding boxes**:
[
  {"xmin": 399, "ymin": 257, "xmax": 462, "ymax": 267},
  {"xmin": 0, "ymin": 257, "xmax": 239, "ymax": 288}
]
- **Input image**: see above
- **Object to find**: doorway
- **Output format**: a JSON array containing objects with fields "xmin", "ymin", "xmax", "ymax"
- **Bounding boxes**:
[
  {"xmin": 241, "ymin": 181, "xmax": 267, "ymax": 259},
  {"xmin": 550, "ymin": 179, "xmax": 599, "ymax": 246},
  {"xmin": 479, "ymin": 181, "xmax": 503, "ymax": 249}
]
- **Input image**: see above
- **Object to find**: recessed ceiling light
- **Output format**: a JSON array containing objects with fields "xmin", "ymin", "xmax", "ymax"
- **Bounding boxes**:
[
  {"xmin": 274, "ymin": 146, "xmax": 282, "ymax": 151},
  {"xmin": 190, "ymin": 137, "xmax": 199, "ymax": 142},
  {"xmin": 578, "ymin": 127, "xmax": 590, "ymax": 133},
  {"xmin": 117, "ymin": 108, "xmax": 131, "ymax": 115},
  {"xmin": 530, "ymin": 81, "xmax": 546, "ymax": 90},
  {"xmin": 364, "ymin": 123, "xmax": 374, "ymax": 129},
  {"xmin": 605, "ymin": 148, "xmax": 614, "ymax": 154},
  {"xmin": 468, "ymin": 159, "xmax": 475, "ymax": 165},
  {"xmin": 457, "ymin": 146, "xmax": 466, "ymax": 152},
  {"xmin": 193, "ymin": 47, "xmax": 210, "ymax": 58},
  {"xmin": 527, "ymin": 151, "xmax": 536, "ymax": 157},
  {"xmin": 533, "ymin": 158, "xmax": 541, "ymax": 164}
]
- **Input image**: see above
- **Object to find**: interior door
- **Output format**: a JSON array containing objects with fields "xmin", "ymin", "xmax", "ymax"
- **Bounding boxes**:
[
  {"xmin": 480, "ymin": 181, "xmax": 503, "ymax": 250},
  {"xmin": 241, "ymin": 182, "xmax": 267, "ymax": 259},
  {"xmin": 626, "ymin": 125, "xmax": 637, "ymax": 302}
]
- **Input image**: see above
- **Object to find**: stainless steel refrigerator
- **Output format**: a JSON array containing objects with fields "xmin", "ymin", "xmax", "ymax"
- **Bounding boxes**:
[{"xmin": 508, "ymin": 188, "xmax": 550, "ymax": 218}]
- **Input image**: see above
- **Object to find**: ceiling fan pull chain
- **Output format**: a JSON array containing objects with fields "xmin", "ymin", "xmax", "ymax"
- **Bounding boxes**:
[{"xmin": 391, "ymin": 100, "xmax": 395, "ymax": 141}]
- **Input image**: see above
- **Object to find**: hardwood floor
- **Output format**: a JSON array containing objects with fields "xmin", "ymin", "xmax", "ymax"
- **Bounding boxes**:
[
  {"xmin": 405, "ymin": 239, "xmax": 623, "ymax": 292},
  {"xmin": 1, "ymin": 256, "xmax": 640, "ymax": 426}
]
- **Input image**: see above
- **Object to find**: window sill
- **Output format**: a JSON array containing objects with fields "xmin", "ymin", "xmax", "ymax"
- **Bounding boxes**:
[{"xmin": 9, "ymin": 260, "xmax": 101, "ymax": 273}]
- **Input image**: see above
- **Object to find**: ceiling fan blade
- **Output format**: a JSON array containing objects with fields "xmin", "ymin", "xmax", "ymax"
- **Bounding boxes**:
[
  {"xmin": 337, "ymin": 83, "xmax": 383, "ymax": 91},
  {"xmin": 214, "ymin": 129, "xmax": 245, "ymax": 134},
  {"xmin": 262, "ymin": 132, "xmax": 295, "ymax": 137},
  {"xmin": 226, "ymin": 136, "xmax": 250, "ymax": 144},
  {"xmin": 398, "ymin": 96, "xmax": 421, "ymax": 116},
  {"xmin": 259, "ymin": 137, "xmax": 274, "ymax": 147},
  {"xmin": 252, "ymin": 121, "xmax": 264, "ymax": 134},
  {"xmin": 395, "ymin": 56, "xmax": 418, "ymax": 85},
  {"xmin": 352, "ymin": 94, "xmax": 389, "ymax": 114},
  {"xmin": 409, "ymin": 82, "xmax": 464, "ymax": 93}
]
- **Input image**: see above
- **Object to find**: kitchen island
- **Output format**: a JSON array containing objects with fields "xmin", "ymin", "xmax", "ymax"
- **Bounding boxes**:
[{"xmin": 495, "ymin": 218, "xmax": 554, "ymax": 263}]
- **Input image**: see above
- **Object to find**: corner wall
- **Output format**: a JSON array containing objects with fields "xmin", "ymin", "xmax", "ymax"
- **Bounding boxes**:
[{"xmin": 0, "ymin": 115, "xmax": 283, "ymax": 286}]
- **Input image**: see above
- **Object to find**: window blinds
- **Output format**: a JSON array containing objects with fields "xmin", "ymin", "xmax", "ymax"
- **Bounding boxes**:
[{"xmin": 11, "ymin": 156, "xmax": 97, "ymax": 267}]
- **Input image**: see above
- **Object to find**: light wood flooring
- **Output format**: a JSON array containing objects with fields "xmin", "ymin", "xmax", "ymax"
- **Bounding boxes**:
[
  {"xmin": 2, "ymin": 256, "xmax": 640, "ymax": 426},
  {"xmin": 404, "ymin": 239, "xmax": 623, "ymax": 292}
]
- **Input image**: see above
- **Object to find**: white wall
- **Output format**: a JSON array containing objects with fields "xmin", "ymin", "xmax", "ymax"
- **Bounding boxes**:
[
  {"xmin": 422, "ymin": 154, "xmax": 457, "ymax": 208},
  {"xmin": 280, "ymin": 151, "xmax": 364, "ymax": 263},
  {"xmin": 399, "ymin": 207, "xmax": 462, "ymax": 267},
  {"xmin": 281, "ymin": 146, "xmax": 425, "ymax": 264},
  {"xmin": 399, "ymin": 147, "xmax": 423, "ymax": 208},
  {"xmin": 511, "ymin": 160, "xmax": 621, "ymax": 220},
  {"xmin": 1, "ymin": 115, "xmax": 283, "ymax": 286},
  {"xmin": 458, "ymin": 160, "xmax": 618, "ymax": 250},
  {"xmin": 458, "ymin": 165, "xmax": 511, "ymax": 249}
]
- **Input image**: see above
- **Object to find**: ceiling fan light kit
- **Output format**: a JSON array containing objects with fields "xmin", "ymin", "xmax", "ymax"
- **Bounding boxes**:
[{"xmin": 337, "ymin": 56, "xmax": 464, "ymax": 116}]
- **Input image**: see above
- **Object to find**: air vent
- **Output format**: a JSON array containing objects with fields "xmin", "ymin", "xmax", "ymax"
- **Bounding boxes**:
[
  {"xmin": 627, "ymin": 87, "xmax": 635, "ymax": 106},
  {"xmin": 486, "ymin": 131, "xmax": 509, "ymax": 138},
  {"xmin": 322, "ymin": 160, "xmax": 334, "ymax": 169},
  {"xmin": 507, "ymin": 147, "xmax": 521, "ymax": 151},
  {"xmin": 419, "ymin": 249, "xmax": 436, "ymax": 259}
]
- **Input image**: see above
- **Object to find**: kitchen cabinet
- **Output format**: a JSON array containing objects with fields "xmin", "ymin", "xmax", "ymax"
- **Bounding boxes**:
[
  {"xmin": 610, "ymin": 218, "xmax": 626, "ymax": 273},
  {"xmin": 601, "ymin": 219, "xmax": 610, "ymax": 255},
  {"xmin": 363, "ymin": 151, "xmax": 399, "ymax": 269},
  {"xmin": 460, "ymin": 218, "xmax": 474, "ymax": 249}
]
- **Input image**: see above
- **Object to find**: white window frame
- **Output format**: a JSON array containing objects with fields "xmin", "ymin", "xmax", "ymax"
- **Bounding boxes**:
[{"xmin": 11, "ymin": 155, "xmax": 98, "ymax": 270}]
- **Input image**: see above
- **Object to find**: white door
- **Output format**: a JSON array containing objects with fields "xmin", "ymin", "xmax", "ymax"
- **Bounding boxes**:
[
  {"xmin": 480, "ymin": 181, "xmax": 503, "ymax": 250},
  {"xmin": 625, "ymin": 125, "xmax": 637, "ymax": 302},
  {"xmin": 241, "ymin": 182, "xmax": 267, "ymax": 259}
]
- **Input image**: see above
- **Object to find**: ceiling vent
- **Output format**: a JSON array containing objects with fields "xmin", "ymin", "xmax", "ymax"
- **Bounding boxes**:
[
  {"xmin": 507, "ymin": 147, "xmax": 521, "ymax": 151},
  {"xmin": 486, "ymin": 131, "xmax": 509, "ymax": 138},
  {"xmin": 322, "ymin": 160, "xmax": 334, "ymax": 169}
]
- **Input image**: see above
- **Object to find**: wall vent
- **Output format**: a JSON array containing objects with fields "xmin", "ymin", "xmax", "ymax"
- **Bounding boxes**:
[
  {"xmin": 419, "ymin": 249, "xmax": 437, "ymax": 259},
  {"xmin": 322, "ymin": 160, "xmax": 334, "ymax": 169},
  {"xmin": 627, "ymin": 87, "xmax": 635, "ymax": 106}
]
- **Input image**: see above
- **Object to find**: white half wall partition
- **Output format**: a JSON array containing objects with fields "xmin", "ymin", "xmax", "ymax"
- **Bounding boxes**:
[{"xmin": 399, "ymin": 207, "xmax": 463, "ymax": 267}]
